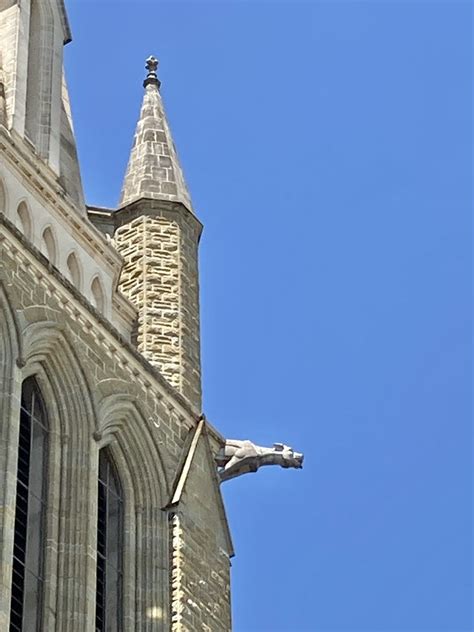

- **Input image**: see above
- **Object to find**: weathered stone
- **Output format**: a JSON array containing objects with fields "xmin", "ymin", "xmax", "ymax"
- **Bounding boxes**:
[
  {"xmin": 119, "ymin": 63, "xmax": 193, "ymax": 212},
  {"xmin": 0, "ymin": 16, "xmax": 228, "ymax": 630},
  {"xmin": 216, "ymin": 440, "xmax": 304, "ymax": 482},
  {"xmin": 114, "ymin": 201, "xmax": 203, "ymax": 410}
]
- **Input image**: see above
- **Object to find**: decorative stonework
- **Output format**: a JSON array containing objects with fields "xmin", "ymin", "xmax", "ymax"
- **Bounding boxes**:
[
  {"xmin": 216, "ymin": 440, "xmax": 304, "ymax": 481},
  {"xmin": 0, "ymin": 214, "xmax": 194, "ymax": 422},
  {"xmin": 0, "ymin": 216, "xmax": 232, "ymax": 629}
]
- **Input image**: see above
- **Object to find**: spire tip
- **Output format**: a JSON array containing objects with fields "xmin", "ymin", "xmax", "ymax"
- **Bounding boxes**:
[{"xmin": 144, "ymin": 55, "xmax": 161, "ymax": 89}]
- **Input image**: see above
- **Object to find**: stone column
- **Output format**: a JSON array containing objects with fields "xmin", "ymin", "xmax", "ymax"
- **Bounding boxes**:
[
  {"xmin": 53, "ymin": 436, "xmax": 97, "ymax": 631},
  {"xmin": 0, "ymin": 361, "xmax": 21, "ymax": 630}
]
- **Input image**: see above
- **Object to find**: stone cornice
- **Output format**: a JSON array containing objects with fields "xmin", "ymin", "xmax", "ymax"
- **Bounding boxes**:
[
  {"xmin": 112, "ymin": 291, "xmax": 137, "ymax": 326},
  {"xmin": 0, "ymin": 127, "xmax": 123, "ymax": 274},
  {"xmin": 112, "ymin": 198, "xmax": 203, "ymax": 240},
  {"xmin": 0, "ymin": 212, "xmax": 201, "ymax": 425}
]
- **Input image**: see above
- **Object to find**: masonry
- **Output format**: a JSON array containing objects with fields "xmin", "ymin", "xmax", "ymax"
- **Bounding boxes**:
[
  {"xmin": 0, "ymin": 210, "xmax": 232, "ymax": 631},
  {"xmin": 112, "ymin": 197, "xmax": 202, "ymax": 410},
  {"xmin": 0, "ymin": 1, "xmax": 302, "ymax": 630},
  {"xmin": 0, "ymin": 2, "xmax": 232, "ymax": 629}
]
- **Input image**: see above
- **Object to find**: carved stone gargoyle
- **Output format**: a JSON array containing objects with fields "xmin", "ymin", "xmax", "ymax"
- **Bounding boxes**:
[{"xmin": 216, "ymin": 439, "xmax": 304, "ymax": 482}]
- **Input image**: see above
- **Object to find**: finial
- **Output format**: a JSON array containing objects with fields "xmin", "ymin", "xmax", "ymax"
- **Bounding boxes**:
[{"xmin": 144, "ymin": 55, "xmax": 161, "ymax": 89}]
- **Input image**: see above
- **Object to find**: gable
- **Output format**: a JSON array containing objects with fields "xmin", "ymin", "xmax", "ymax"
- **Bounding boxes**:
[{"xmin": 167, "ymin": 420, "xmax": 234, "ymax": 557}]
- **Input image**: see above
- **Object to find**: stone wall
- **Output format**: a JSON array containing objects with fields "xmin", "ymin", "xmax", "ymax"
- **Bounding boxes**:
[
  {"xmin": 169, "ymin": 436, "xmax": 232, "ymax": 632},
  {"xmin": 115, "ymin": 215, "xmax": 181, "ymax": 391},
  {"xmin": 113, "ymin": 200, "xmax": 202, "ymax": 412},
  {"xmin": 0, "ymin": 213, "xmax": 231, "ymax": 631},
  {"xmin": 0, "ymin": 150, "xmax": 133, "ymax": 339}
]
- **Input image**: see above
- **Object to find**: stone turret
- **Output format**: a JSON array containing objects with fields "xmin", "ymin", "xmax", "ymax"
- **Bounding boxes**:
[{"xmin": 113, "ymin": 58, "xmax": 202, "ymax": 411}]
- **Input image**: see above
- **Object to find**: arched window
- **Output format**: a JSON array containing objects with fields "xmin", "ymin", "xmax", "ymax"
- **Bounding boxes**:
[
  {"xmin": 17, "ymin": 203, "xmax": 32, "ymax": 240},
  {"xmin": 9, "ymin": 377, "xmax": 48, "ymax": 632},
  {"xmin": 66, "ymin": 252, "xmax": 81, "ymax": 289},
  {"xmin": 91, "ymin": 277, "xmax": 105, "ymax": 312},
  {"xmin": 96, "ymin": 450, "xmax": 123, "ymax": 632},
  {"xmin": 41, "ymin": 227, "xmax": 57, "ymax": 265}
]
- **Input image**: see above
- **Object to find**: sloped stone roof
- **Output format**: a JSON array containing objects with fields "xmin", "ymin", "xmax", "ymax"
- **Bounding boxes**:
[
  {"xmin": 119, "ymin": 58, "xmax": 193, "ymax": 212},
  {"xmin": 59, "ymin": 0, "xmax": 72, "ymax": 44}
]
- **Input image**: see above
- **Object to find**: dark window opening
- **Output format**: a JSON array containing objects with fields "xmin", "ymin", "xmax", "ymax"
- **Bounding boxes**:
[
  {"xmin": 95, "ymin": 450, "xmax": 123, "ymax": 632},
  {"xmin": 9, "ymin": 378, "xmax": 48, "ymax": 632}
]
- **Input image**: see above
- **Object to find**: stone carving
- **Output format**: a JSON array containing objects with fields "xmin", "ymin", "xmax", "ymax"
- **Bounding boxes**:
[{"xmin": 216, "ymin": 440, "xmax": 303, "ymax": 482}]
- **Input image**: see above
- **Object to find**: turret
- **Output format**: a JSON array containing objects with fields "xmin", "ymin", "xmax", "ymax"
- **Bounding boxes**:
[{"xmin": 113, "ymin": 58, "xmax": 202, "ymax": 411}]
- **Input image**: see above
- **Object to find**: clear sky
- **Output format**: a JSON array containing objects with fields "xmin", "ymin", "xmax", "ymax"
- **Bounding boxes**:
[{"xmin": 65, "ymin": 1, "xmax": 472, "ymax": 630}]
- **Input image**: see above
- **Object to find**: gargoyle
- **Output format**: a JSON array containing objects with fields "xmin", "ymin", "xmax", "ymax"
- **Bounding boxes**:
[{"xmin": 216, "ymin": 439, "xmax": 304, "ymax": 482}]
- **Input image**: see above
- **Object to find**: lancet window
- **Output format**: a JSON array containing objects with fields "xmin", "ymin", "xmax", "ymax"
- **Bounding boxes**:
[
  {"xmin": 9, "ymin": 377, "xmax": 48, "ymax": 632},
  {"xmin": 95, "ymin": 449, "xmax": 123, "ymax": 632}
]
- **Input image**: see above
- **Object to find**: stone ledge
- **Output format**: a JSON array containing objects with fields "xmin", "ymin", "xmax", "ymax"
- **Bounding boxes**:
[{"xmin": 88, "ymin": 197, "xmax": 203, "ymax": 243}]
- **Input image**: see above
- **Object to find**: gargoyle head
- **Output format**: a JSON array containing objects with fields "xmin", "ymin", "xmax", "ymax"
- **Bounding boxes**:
[{"xmin": 272, "ymin": 443, "xmax": 304, "ymax": 469}]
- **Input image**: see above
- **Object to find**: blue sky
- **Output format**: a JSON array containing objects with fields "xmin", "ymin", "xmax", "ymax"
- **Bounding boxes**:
[{"xmin": 66, "ymin": 1, "xmax": 472, "ymax": 630}]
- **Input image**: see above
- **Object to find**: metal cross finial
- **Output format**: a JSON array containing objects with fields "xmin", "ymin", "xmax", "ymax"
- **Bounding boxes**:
[
  {"xmin": 143, "ymin": 55, "xmax": 161, "ymax": 90},
  {"xmin": 146, "ymin": 56, "xmax": 159, "ymax": 73}
]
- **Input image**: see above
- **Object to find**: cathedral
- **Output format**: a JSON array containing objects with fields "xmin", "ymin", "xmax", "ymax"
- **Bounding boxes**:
[{"xmin": 0, "ymin": 1, "xmax": 302, "ymax": 630}]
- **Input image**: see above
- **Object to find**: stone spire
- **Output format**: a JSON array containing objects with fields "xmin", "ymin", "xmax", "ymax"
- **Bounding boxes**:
[{"xmin": 119, "ymin": 56, "xmax": 193, "ymax": 211}]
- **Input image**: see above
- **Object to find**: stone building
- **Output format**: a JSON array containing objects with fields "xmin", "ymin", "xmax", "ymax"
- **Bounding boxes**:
[{"xmin": 0, "ymin": 1, "xmax": 302, "ymax": 630}]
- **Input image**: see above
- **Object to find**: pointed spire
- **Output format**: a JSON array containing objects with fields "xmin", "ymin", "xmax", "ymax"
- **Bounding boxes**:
[{"xmin": 119, "ymin": 56, "xmax": 193, "ymax": 211}]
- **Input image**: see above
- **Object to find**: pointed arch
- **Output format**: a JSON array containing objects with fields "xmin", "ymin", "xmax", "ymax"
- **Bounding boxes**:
[
  {"xmin": 0, "ymin": 281, "xmax": 21, "ymax": 370},
  {"xmin": 21, "ymin": 319, "xmax": 96, "ymax": 442},
  {"xmin": 20, "ymin": 319, "xmax": 98, "ymax": 629},
  {"xmin": 17, "ymin": 201, "xmax": 32, "ymax": 239},
  {"xmin": 9, "ymin": 375, "xmax": 49, "ymax": 630},
  {"xmin": 96, "ymin": 394, "xmax": 169, "ymax": 506},
  {"xmin": 97, "ymin": 439, "xmax": 138, "ymax": 628},
  {"xmin": 66, "ymin": 251, "xmax": 82, "ymax": 289},
  {"xmin": 95, "ymin": 447, "xmax": 124, "ymax": 631},
  {"xmin": 41, "ymin": 225, "xmax": 57, "ymax": 265},
  {"xmin": 95, "ymin": 394, "xmax": 170, "ymax": 626},
  {"xmin": 91, "ymin": 275, "xmax": 105, "ymax": 312}
]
